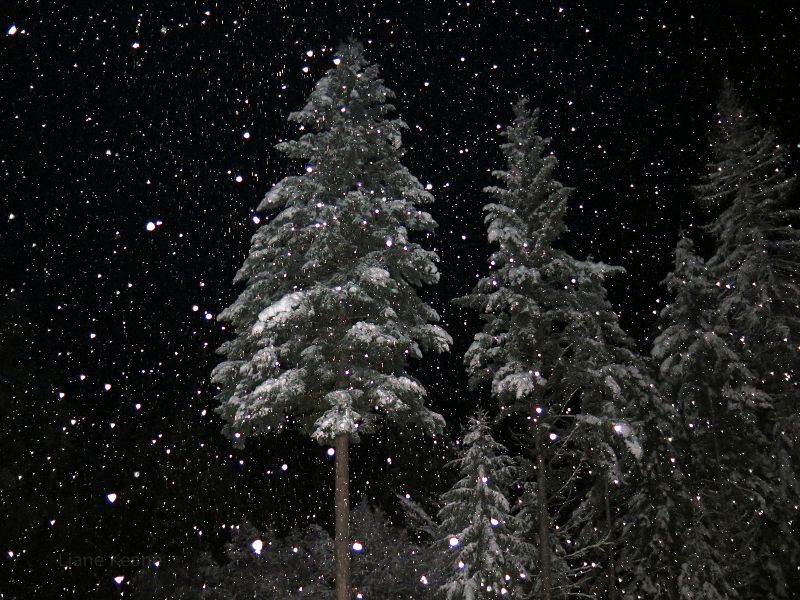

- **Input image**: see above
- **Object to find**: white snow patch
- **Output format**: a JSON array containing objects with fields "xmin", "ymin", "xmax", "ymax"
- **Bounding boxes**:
[
  {"xmin": 604, "ymin": 375, "xmax": 622, "ymax": 398},
  {"xmin": 576, "ymin": 414, "xmax": 602, "ymax": 427},
  {"xmin": 258, "ymin": 292, "xmax": 304, "ymax": 322},
  {"xmin": 254, "ymin": 292, "xmax": 305, "ymax": 333}
]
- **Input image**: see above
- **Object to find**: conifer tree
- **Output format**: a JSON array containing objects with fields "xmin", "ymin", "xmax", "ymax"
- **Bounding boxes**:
[
  {"xmin": 350, "ymin": 501, "xmax": 435, "ymax": 599},
  {"xmin": 132, "ymin": 502, "xmax": 435, "ymax": 600},
  {"xmin": 649, "ymin": 229, "xmax": 792, "ymax": 599},
  {"xmin": 437, "ymin": 412, "xmax": 531, "ymax": 599},
  {"xmin": 633, "ymin": 234, "xmax": 735, "ymax": 600},
  {"xmin": 212, "ymin": 41, "xmax": 451, "ymax": 600},
  {"xmin": 696, "ymin": 80, "xmax": 800, "ymax": 400},
  {"xmin": 206, "ymin": 522, "xmax": 334, "ymax": 599},
  {"xmin": 690, "ymin": 80, "xmax": 800, "ymax": 597},
  {"xmin": 456, "ymin": 99, "xmax": 654, "ymax": 599}
]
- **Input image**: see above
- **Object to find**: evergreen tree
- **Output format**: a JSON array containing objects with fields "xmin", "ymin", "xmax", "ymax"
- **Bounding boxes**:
[
  {"xmin": 131, "ymin": 504, "xmax": 434, "ymax": 600},
  {"xmin": 211, "ymin": 40, "xmax": 451, "ymax": 599},
  {"xmin": 631, "ymin": 234, "xmax": 733, "ymax": 600},
  {"xmin": 615, "ymin": 402, "xmax": 685, "ymax": 600},
  {"xmin": 512, "ymin": 478, "xmax": 573, "ymax": 599},
  {"xmin": 203, "ymin": 522, "xmax": 334, "ymax": 599},
  {"xmin": 350, "ymin": 501, "xmax": 435, "ymax": 599},
  {"xmin": 456, "ymin": 99, "xmax": 654, "ymax": 599},
  {"xmin": 696, "ymin": 80, "xmax": 800, "ymax": 401},
  {"xmin": 650, "ymin": 231, "xmax": 792, "ymax": 598},
  {"xmin": 692, "ymin": 80, "xmax": 800, "ymax": 597},
  {"xmin": 398, "ymin": 491, "xmax": 452, "ymax": 594},
  {"xmin": 437, "ymin": 412, "xmax": 531, "ymax": 599}
]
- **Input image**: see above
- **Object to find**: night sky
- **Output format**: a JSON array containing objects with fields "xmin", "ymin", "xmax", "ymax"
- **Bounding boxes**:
[{"xmin": 2, "ymin": 1, "xmax": 799, "ymax": 598}]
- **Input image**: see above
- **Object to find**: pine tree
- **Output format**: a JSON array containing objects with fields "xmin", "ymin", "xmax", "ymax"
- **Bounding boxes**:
[
  {"xmin": 456, "ymin": 99, "xmax": 655, "ymax": 599},
  {"xmin": 692, "ymin": 80, "xmax": 800, "ymax": 597},
  {"xmin": 629, "ymin": 233, "xmax": 733, "ymax": 600},
  {"xmin": 696, "ymin": 80, "xmax": 800, "ymax": 400},
  {"xmin": 651, "ymin": 228, "xmax": 789, "ymax": 598},
  {"xmin": 211, "ymin": 41, "xmax": 451, "ymax": 600},
  {"xmin": 132, "ymin": 503, "xmax": 435, "ymax": 600},
  {"xmin": 437, "ymin": 412, "xmax": 531, "ymax": 599},
  {"xmin": 350, "ymin": 501, "xmax": 435, "ymax": 599},
  {"xmin": 205, "ymin": 522, "xmax": 334, "ymax": 599},
  {"xmin": 615, "ymin": 399, "xmax": 685, "ymax": 600},
  {"xmin": 512, "ymin": 478, "xmax": 574, "ymax": 599}
]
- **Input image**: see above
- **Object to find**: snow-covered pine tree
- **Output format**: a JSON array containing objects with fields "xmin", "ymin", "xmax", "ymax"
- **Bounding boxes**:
[
  {"xmin": 456, "ymin": 99, "xmax": 656, "ymax": 599},
  {"xmin": 615, "ymin": 392, "xmax": 685, "ymax": 600},
  {"xmin": 130, "ymin": 522, "xmax": 334, "ymax": 599},
  {"xmin": 627, "ymin": 233, "xmax": 733, "ymax": 600},
  {"xmin": 512, "ymin": 477, "xmax": 574, "ymax": 599},
  {"xmin": 350, "ymin": 500, "xmax": 435, "ymax": 599},
  {"xmin": 211, "ymin": 41, "xmax": 451, "ymax": 600},
  {"xmin": 693, "ymin": 80, "xmax": 800, "ymax": 597},
  {"xmin": 696, "ymin": 79, "xmax": 800, "ymax": 402},
  {"xmin": 437, "ymin": 412, "xmax": 531, "ymax": 599},
  {"xmin": 398, "ymin": 491, "xmax": 452, "ymax": 593},
  {"xmin": 651, "ymin": 229, "xmax": 790, "ymax": 598},
  {"xmin": 207, "ymin": 521, "xmax": 334, "ymax": 599},
  {"xmin": 132, "ymin": 503, "xmax": 436, "ymax": 600}
]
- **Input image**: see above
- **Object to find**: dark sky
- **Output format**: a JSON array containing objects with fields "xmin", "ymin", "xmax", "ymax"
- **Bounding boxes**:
[{"xmin": 2, "ymin": 1, "xmax": 798, "ymax": 597}]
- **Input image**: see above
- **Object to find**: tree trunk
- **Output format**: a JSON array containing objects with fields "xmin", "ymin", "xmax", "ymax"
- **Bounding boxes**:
[
  {"xmin": 536, "ymin": 420, "xmax": 553, "ymax": 600},
  {"xmin": 604, "ymin": 476, "xmax": 617, "ymax": 600},
  {"xmin": 334, "ymin": 433, "xmax": 351, "ymax": 600}
]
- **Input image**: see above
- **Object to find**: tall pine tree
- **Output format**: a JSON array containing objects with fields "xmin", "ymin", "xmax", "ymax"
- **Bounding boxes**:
[
  {"xmin": 212, "ymin": 41, "xmax": 451, "ymax": 600},
  {"xmin": 437, "ymin": 412, "xmax": 531, "ymax": 599},
  {"xmin": 644, "ymin": 233, "xmax": 737, "ymax": 599},
  {"xmin": 690, "ymin": 79, "xmax": 800, "ymax": 597},
  {"xmin": 696, "ymin": 79, "xmax": 800, "ymax": 400},
  {"xmin": 456, "ymin": 99, "xmax": 653, "ymax": 599}
]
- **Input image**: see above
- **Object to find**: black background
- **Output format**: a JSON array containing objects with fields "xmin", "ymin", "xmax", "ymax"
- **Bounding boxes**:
[{"xmin": 2, "ymin": 1, "xmax": 798, "ymax": 597}]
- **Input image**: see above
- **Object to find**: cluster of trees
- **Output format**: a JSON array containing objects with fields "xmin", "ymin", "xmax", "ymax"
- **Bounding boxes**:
[
  {"xmin": 131, "ymin": 501, "xmax": 435, "ymax": 599},
  {"xmin": 134, "ymin": 41, "xmax": 798, "ymax": 598}
]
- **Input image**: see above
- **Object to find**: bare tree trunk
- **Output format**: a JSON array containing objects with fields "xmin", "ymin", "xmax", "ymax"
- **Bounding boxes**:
[
  {"xmin": 334, "ymin": 433, "xmax": 351, "ymax": 600},
  {"xmin": 604, "ymin": 476, "xmax": 617, "ymax": 600},
  {"xmin": 536, "ymin": 420, "xmax": 553, "ymax": 600}
]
